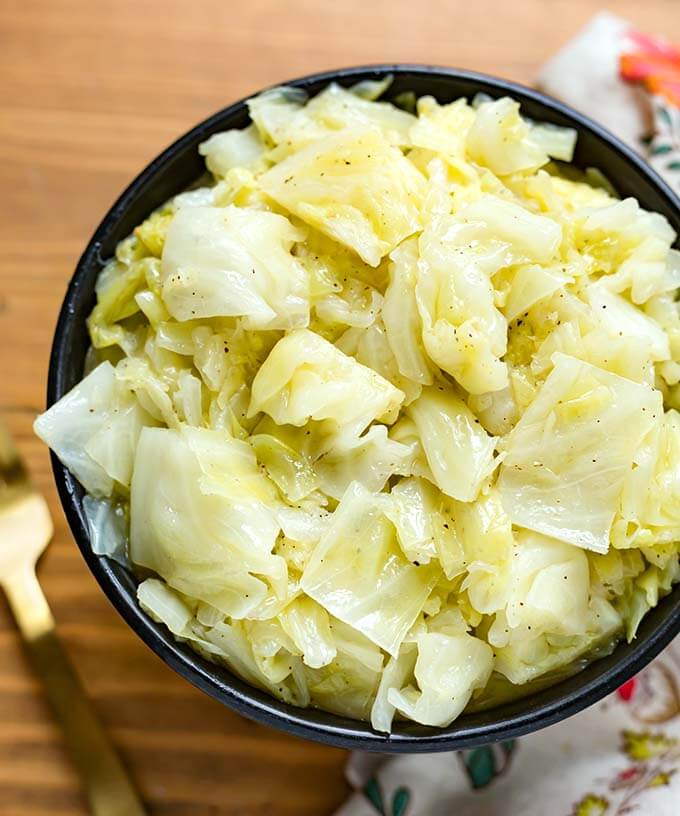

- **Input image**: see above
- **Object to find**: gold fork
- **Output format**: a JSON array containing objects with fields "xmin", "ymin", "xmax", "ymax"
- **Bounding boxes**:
[{"xmin": 0, "ymin": 421, "xmax": 147, "ymax": 816}]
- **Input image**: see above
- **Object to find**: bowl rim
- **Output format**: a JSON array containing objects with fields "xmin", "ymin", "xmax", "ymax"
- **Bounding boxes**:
[{"xmin": 47, "ymin": 63, "xmax": 680, "ymax": 752}]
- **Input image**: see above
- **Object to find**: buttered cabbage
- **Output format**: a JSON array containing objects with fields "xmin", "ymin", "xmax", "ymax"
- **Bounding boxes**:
[{"xmin": 35, "ymin": 80, "xmax": 680, "ymax": 733}]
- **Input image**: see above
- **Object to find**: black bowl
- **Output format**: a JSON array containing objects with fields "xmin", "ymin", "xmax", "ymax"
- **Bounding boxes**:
[{"xmin": 47, "ymin": 65, "xmax": 680, "ymax": 752}]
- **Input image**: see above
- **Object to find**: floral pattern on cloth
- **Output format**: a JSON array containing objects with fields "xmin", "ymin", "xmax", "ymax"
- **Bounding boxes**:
[
  {"xmin": 335, "ymin": 15, "xmax": 680, "ymax": 816},
  {"xmin": 334, "ymin": 644, "xmax": 680, "ymax": 816},
  {"xmin": 537, "ymin": 11, "xmax": 680, "ymax": 193},
  {"xmin": 619, "ymin": 30, "xmax": 680, "ymax": 192}
]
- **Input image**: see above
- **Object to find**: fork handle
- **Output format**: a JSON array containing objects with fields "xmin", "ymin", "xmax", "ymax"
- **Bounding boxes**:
[{"xmin": 3, "ymin": 567, "xmax": 147, "ymax": 816}]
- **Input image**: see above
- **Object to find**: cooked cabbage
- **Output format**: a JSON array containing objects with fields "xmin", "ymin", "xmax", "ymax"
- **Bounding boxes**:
[
  {"xmin": 36, "ymin": 80, "xmax": 680, "ymax": 732},
  {"xmin": 498, "ymin": 353, "xmax": 661, "ymax": 553}
]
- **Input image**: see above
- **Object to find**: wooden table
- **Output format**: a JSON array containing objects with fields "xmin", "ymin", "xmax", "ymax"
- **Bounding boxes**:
[{"xmin": 1, "ymin": 1, "xmax": 678, "ymax": 813}]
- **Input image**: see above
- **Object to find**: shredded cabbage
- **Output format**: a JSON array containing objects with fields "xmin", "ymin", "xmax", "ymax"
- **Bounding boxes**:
[{"xmin": 35, "ymin": 81, "xmax": 680, "ymax": 732}]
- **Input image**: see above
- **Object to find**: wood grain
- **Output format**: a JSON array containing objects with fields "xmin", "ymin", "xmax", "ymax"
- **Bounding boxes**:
[{"xmin": 0, "ymin": 1, "xmax": 678, "ymax": 813}]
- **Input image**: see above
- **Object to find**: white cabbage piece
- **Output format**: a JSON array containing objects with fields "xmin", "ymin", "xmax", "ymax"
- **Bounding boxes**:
[
  {"xmin": 278, "ymin": 596, "xmax": 336, "ymax": 669},
  {"xmin": 416, "ymin": 212, "xmax": 510, "ymax": 395},
  {"xmin": 387, "ymin": 416, "xmax": 435, "ymax": 483},
  {"xmin": 305, "ymin": 649, "xmax": 381, "ymax": 720},
  {"xmin": 341, "ymin": 319, "xmax": 424, "ymax": 407},
  {"xmin": 248, "ymin": 329, "xmax": 404, "ymax": 436},
  {"xmin": 468, "ymin": 386, "xmax": 519, "ymax": 436},
  {"xmin": 250, "ymin": 433, "xmax": 319, "ymax": 502},
  {"xmin": 330, "ymin": 617, "xmax": 385, "ymax": 673},
  {"xmin": 498, "ymin": 353, "xmax": 662, "ymax": 553},
  {"xmin": 410, "ymin": 96, "xmax": 476, "ymax": 159},
  {"xmin": 387, "ymin": 632, "xmax": 494, "ymax": 727},
  {"xmin": 33, "ymin": 361, "xmax": 154, "ymax": 496},
  {"xmin": 503, "ymin": 264, "xmax": 573, "ymax": 322},
  {"xmin": 315, "ymin": 424, "xmax": 413, "ymax": 500},
  {"xmin": 407, "ymin": 387, "xmax": 498, "ymax": 502},
  {"xmin": 301, "ymin": 482, "xmax": 439, "ymax": 656},
  {"xmin": 114, "ymin": 356, "xmax": 179, "ymax": 428},
  {"xmin": 383, "ymin": 238, "xmax": 433, "ymax": 385},
  {"xmin": 587, "ymin": 285, "xmax": 670, "ymax": 362},
  {"xmin": 456, "ymin": 488, "xmax": 515, "ymax": 615},
  {"xmin": 260, "ymin": 127, "xmax": 426, "ymax": 266},
  {"xmin": 494, "ymin": 596, "xmax": 622, "ymax": 685},
  {"xmin": 130, "ymin": 426, "xmax": 285, "ymax": 617},
  {"xmin": 274, "ymin": 494, "xmax": 331, "ymax": 546},
  {"xmin": 466, "ymin": 97, "xmax": 549, "ymax": 176},
  {"xmin": 198, "ymin": 124, "xmax": 265, "ymax": 176},
  {"xmin": 304, "ymin": 82, "xmax": 416, "ymax": 146},
  {"xmin": 486, "ymin": 530, "xmax": 591, "ymax": 647},
  {"xmin": 137, "ymin": 578, "xmax": 194, "ymax": 636},
  {"xmin": 173, "ymin": 370, "xmax": 204, "ymax": 426},
  {"xmin": 314, "ymin": 280, "xmax": 383, "ymax": 329},
  {"xmin": 246, "ymin": 618, "xmax": 299, "ymax": 684},
  {"xmin": 370, "ymin": 644, "xmax": 417, "ymax": 733},
  {"xmin": 247, "ymin": 86, "xmax": 321, "ymax": 147},
  {"xmin": 82, "ymin": 495, "xmax": 128, "ymax": 565},
  {"xmin": 615, "ymin": 409, "xmax": 680, "ymax": 548},
  {"xmin": 200, "ymin": 618, "xmax": 310, "ymax": 706},
  {"xmin": 528, "ymin": 122, "xmax": 577, "ymax": 162},
  {"xmin": 161, "ymin": 205, "xmax": 309, "ymax": 329},
  {"xmin": 382, "ymin": 477, "xmax": 465, "ymax": 577},
  {"xmin": 456, "ymin": 195, "xmax": 562, "ymax": 265}
]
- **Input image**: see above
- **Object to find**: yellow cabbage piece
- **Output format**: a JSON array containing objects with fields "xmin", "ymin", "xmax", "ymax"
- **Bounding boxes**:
[
  {"xmin": 407, "ymin": 387, "xmax": 497, "ymax": 502},
  {"xmin": 161, "ymin": 205, "xmax": 308, "ymax": 329},
  {"xmin": 415, "ymin": 213, "xmax": 509, "ymax": 394},
  {"xmin": 130, "ymin": 426, "xmax": 285, "ymax": 617},
  {"xmin": 260, "ymin": 128, "xmax": 426, "ymax": 266},
  {"xmin": 248, "ymin": 328, "xmax": 404, "ymax": 436},
  {"xmin": 466, "ymin": 97, "xmax": 549, "ymax": 176},
  {"xmin": 387, "ymin": 632, "xmax": 494, "ymax": 727},
  {"xmin": 383, "ymin": 238, "xmax": 433, "ymax": 385},
  {"xmin": 33, "ymin": 362, "xmax": 155, "ymax": 496},
  {"xmin": 498, "ymin": 353, "xmax": 662, "ymax": 553},
  {"xmin": 301, "ymin": 482, "xmax": 439, "ymax": 655}
]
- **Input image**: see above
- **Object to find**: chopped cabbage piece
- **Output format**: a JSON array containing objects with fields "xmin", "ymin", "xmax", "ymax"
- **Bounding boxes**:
[
  {"xmin": 314, "ymin": 425, "xmax": 413, "ymax": 500},
  {"xmin": 130, "ymin": 426, "xmax": 285, "ymax": 617},
  {"xmin": 370, "ymin": 645, "xmax": 417, "ymax": 733},
  {"xmin": 137, "ymin": 578, "xmax": 194, "ymax": 636},
  {"xmin": 301, "ymin": 482, "xmax": 439, "ymax": 655},
  {"xmin": 498, "ymin": 354, "xmax": 662, "ymax": 553},
  {"xmin": 305, "ymin": 82, "xmax": 416, "ymax": 146},
  {"xmin": 407, "ymin": 387, "xmax": 497, "ymax": 502},
  {"xmin": 587, "ymin": 285, "xmax": 670, "ymax": 362},
  {"xmin": 260, "ymin": 128, "xmax": 426, "ymax": 266},
  {"xmin": 278, "ymin": 596, "xmax": 336, "ymax": 669},
  {"xmin": 161, "ymin": 205, "xmax": 309, "ymax": 329},
  {"xmin": 503, "ymin": 264, "xmax": 573, "ymax": 322},
  {"xmin": 248, "ymin": 329, "xmax": 404, "ymax": 436},
  {"xmin": 416, "ymin": 210, "xmax": 510, "ymax": 394},
  {"xmin": 387, "ymin": 632, "xmax": 494, "ymax": 727},
  {"xmin": 33, "ymin": 362, "xmax": 154, "ymax": 496},
  {"xmin": 198, "ymin": 124, "xmax": 265, "ymax": 176},
  {"xmin": 82, "ymin": 495, "xmax": 128, "ymax": 565},
  {"xmin": 466, "ymin": 97, "xmax": 549, "ymax": 176},
  {"xmin": 383, "ymin": 238, "xmax": 433, "ymax": 385}
]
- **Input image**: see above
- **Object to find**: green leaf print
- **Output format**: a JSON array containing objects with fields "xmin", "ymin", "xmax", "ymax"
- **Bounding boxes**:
[
  {"xmin": 657, "ymin": 105, "xmax": 673, "ymax": 130},
  {"xmin": 465, "ymin": 747, "xmax": 496, "ymax": 789},
  {"xmin": 391, "ymin": 788, "xmax": 411, "ymax": 816},
  {"xmin": 650, "ymin": 143, "xmax": 673, "ymax": 156},
  {"xmin": 363, "ymin": 778, "xmax": 385, "ymax": 813},
  {"xmin": 362, "ymin": 778, "xmax": 411, "ymax": 816}
]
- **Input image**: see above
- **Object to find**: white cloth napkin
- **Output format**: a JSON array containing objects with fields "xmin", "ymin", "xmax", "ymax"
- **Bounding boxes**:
[{"xmin": 334, "ymin": 15, "xmax": 680, "ymax": 815}]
